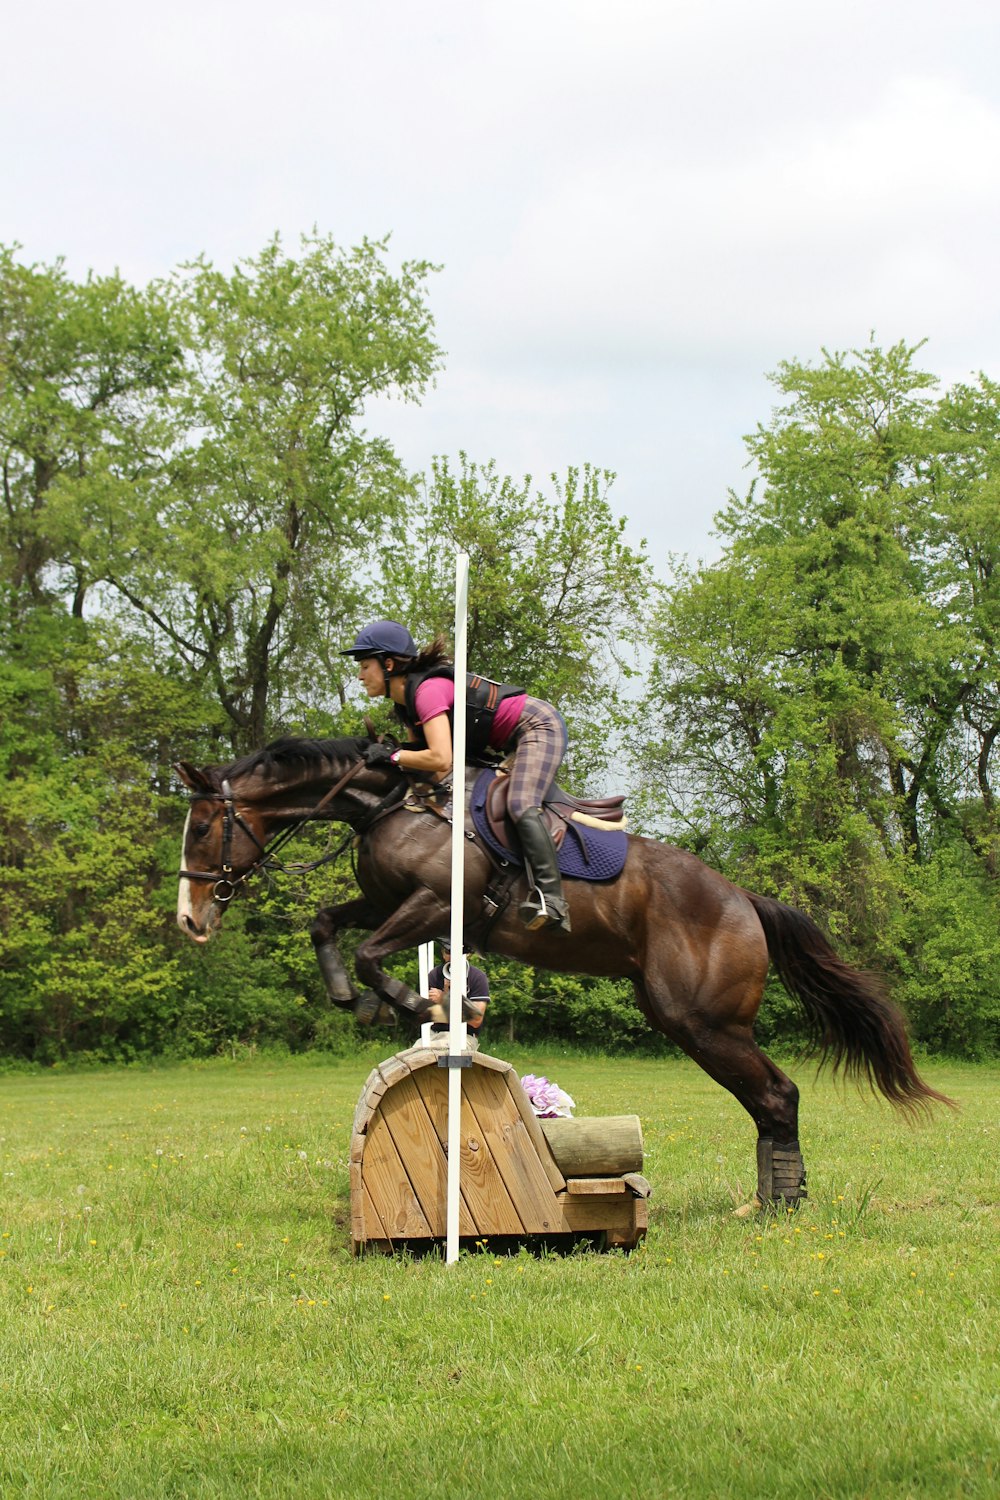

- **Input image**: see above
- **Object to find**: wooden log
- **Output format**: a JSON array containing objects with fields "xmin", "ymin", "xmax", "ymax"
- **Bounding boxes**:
[{"xmin": 539, "ymin": 1115, "xmax": 643, "ymax": 1177}]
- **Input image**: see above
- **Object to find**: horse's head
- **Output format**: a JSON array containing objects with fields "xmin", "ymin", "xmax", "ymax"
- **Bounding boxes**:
[
  {"xmin": 174, "ymin": 736, "xmax": 388, "ymax": 942},
  {"xmin": 174, "ymin": 761, "xmax": 271, "ymax": 943}
]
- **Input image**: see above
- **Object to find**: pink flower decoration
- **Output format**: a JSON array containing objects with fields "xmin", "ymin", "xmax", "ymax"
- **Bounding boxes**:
[{"xmin": 519, "ymin": 1074, "xmax": 575, "ymax": 1118}]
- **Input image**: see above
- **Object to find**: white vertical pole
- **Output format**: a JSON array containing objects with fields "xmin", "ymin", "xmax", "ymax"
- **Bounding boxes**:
[
  {"xmin": 446, "ymin": 550, "xmax": 470, "ymax": 1265},
  {"xmin": 417, "ymin": 941, "xmax": 433, "ymax": 996}
]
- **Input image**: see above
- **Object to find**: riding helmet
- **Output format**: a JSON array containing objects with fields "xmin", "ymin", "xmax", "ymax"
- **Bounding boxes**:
[{"xmin": 340, "ymin": 620, "xmax": 417, "ymax": 659}]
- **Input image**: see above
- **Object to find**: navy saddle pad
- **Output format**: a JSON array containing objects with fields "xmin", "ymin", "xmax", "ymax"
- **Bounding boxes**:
[{"xmin": 470, "ymin": 769, "xmax": 628, "ymax": 882}]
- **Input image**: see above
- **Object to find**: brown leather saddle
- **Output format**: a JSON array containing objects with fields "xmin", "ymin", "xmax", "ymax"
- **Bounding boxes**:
[{"xmin": 483, "ymin": 773, "xmax": 626, "ymax": 856}]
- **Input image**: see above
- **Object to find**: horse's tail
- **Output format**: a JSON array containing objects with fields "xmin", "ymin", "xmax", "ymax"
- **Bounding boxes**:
[{"xmin": 744, "ymin": 892, "xmax": 955, "ymax": 1115}]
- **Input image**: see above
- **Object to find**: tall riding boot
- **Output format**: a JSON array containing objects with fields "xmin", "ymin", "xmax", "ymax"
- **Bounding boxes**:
[{"xmin": 515, "ymin": 807, "xmax": 571, "ymax": 933}]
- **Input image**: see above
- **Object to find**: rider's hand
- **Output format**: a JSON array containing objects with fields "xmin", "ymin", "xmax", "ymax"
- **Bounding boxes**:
[{"xmin": 362, "ymin": 741, "xmax": 398, "ymax": 768}]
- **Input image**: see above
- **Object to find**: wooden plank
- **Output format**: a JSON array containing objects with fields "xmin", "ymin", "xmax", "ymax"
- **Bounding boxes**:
[
  {"xmin": 502, "ymin": 1072, "xmax": 567, "ymax": 1193},
  {"xmin": 398, "ymin": 1046, "xmax": 438, "ymax": 1073},
  {"xmin": 471, "ymin": 1051, "xmax": 512, "ymax": 1073},
  {"xmin": 379, "ymin": 1073, "xmax": 452, "ymax": 1237},
  {"xmin": 362, "ymin": 1110, "xmax": 434, "ymax": 1239},
  {"xmin": 565, "ymin": 1178, "xmax": 628, "ymax": 1195},
  {"xmin": 412, "ymin": 1065, "xmax": 523, "ymax": 1237},
  {"xmin": 607, "ymin": 1197, "xmax": 648, "ymax": 1250},
  {"xmin": 352, "ymin": 1068, "xmax": 387, "ymax": 1134},
  {"xmin": 377, "ymin": 1054, "xmax": 413, "ymax": 1088},
  {"xmin": 463, "ymin": 1067, "xmax": 564, "ymax": 1234},
  {"xmin": 362, "ymin": 1182, "xmax": 389, "ymax": 1244},
  {"xmin": 557, "ymin": 1192, "xmax": 645, "ymax": 1246},
  {"xmin": 349, "ymin": 1159, "xmax": 366, "ymax": 1249}
]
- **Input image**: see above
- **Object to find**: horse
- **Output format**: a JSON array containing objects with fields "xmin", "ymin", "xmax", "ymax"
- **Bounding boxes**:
[{"xmin": 175, "ymin": 734, "xmax": 951, "ymax": 1208}]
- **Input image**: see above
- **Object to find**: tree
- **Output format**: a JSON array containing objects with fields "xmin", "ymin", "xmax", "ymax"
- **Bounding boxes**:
[
  {"xmin": 635, "ymin": 342, "xmax": 1000, "ymax": 1051},
  {"xmin": 0, "ymin": 244, "xmax": 180, "ymax": 620},
  {"xmin": 44, "ymin": 233, "xmax": 443, "ymax": 753},
  {"xmin": 373, "ymin": 455, "xmax": 654, "ymax": 783}
]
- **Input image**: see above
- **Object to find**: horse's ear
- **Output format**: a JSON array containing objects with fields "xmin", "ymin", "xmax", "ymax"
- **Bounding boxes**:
[{"xmin": 175, "ymin": 761, "xmax": 214, "ymax": 793}]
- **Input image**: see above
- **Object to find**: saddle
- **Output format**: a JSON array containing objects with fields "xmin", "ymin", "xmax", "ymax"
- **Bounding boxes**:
[{"xmin": 483, "ymin": 772, "xmax": 626, "ymax": 857}]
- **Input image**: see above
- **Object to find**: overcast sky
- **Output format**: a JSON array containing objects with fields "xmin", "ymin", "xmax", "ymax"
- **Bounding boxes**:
[{"xmin": 4, "ymin": 1, "xmax": 999, "ymax": 572}]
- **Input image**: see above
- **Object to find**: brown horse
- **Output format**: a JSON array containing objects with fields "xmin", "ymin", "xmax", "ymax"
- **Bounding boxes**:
[{"xmin": 175, "ymin": 735, "xmax": 950, "ymax": 1207}]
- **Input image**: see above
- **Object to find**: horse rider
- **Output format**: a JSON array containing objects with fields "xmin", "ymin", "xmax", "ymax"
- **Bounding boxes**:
[{"xmin": 341, "ymin": 620, "xmax": 571, "ymax": 933}]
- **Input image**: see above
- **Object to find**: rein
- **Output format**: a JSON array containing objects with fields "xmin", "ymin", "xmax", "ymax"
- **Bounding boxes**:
[{"xmin": 179, "ymin": 759, "xmax": 375, "ymax": 904}]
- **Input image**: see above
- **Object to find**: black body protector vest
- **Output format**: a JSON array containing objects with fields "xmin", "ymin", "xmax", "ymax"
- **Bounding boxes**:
[{"xmin": 401, "ymin": 666, "xmax": 524, "ymax": 755}]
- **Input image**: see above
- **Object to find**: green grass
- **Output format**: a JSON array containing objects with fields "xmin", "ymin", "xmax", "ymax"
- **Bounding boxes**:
[{"xmin": 1, "ymin": 1049, "xmax": 996, "ymax": 1499}]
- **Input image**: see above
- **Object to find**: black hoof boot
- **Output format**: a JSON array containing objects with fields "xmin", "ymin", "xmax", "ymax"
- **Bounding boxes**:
[
  {"xmin": 314, "ymin": 940, "xmax": 358, "ymax": 1008},
  {"xmin": 353, "ymin": 991, "xmax": 383, "ymax": 1026},
  {"xmin": 756, "ymin": 1138, "xmax": 808, "ymax": 1208}
]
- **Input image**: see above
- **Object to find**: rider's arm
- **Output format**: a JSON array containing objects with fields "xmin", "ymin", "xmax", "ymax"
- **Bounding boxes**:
[{"xmin": 393, "ymin": 712, "xmax": 452, "ymax": 776}]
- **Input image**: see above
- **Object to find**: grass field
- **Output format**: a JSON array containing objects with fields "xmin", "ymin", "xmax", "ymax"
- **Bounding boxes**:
[{"xmin": 1, "ymin": 1047, "xmax": 996, "ymax": 1499}]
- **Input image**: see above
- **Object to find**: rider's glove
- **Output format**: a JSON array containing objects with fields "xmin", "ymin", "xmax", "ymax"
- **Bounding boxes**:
[{"xmin": 362, "ymin": 741, "xmax": 399, "ymax": 768}]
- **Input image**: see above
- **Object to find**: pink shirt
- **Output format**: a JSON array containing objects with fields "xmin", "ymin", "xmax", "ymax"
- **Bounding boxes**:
[{"xmin": 413, "ymin": 678, "xmax": 526, "ymax": 750}]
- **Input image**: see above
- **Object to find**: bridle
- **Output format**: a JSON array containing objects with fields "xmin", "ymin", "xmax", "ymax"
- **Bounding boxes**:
[{"xmin": 178, "ymin": 759, "xmax": 370, "ymax": 905}]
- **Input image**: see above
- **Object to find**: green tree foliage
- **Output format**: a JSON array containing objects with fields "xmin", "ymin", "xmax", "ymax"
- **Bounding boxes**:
[
  {"xmin": 43, "ymin": 233, "xmax": 443, "ymax": 753},
  {"xmin": 0, "ymin": 245, "xmax": 180, "ymax": 618},
  {"xmin": 0, "ymin": 235, "xmax": 441, "ymax": 1060},
  {"xmin": 639, "ymin": 341, "xmax": 1000, "ymax": 1053},
  {"xmin": 3, "ymin": 237, "xmax": 1000, "ymax": 1061}
]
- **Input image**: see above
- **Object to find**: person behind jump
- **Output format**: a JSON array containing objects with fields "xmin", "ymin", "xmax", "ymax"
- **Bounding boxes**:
[
  {"xmin": 341, "ymin": 620, "xmax": 571, "ymax": 933},
  {"xmin": 427, "ymin": 939, "xmax": 489, "ymax": 1034}
]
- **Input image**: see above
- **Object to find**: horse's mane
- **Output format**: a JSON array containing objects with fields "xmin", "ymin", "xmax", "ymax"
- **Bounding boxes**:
[{"xmin": 222, "ymin": 736, "xmax": 369, "ymax": 783}]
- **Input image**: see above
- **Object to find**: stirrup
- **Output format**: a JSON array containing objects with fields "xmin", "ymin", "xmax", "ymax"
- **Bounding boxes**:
[{"xmin": 518, "ymin": 892, "xmax": 571, "ymax": 933}]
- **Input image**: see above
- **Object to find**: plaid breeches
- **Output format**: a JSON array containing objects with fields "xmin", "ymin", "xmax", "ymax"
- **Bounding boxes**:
[{"xmin": 502, "ymin": 697, "xmax": 568, "ymax": 821}]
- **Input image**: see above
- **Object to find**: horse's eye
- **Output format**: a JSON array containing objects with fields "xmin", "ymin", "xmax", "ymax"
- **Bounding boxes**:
[{"xmin": 191, "ymin": 821, "xmax": 212, "ymax": 840}]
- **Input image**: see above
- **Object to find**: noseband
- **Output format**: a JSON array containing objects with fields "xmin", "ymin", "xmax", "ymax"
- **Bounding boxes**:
[{"xmin": 178, "ymin": 760, "xmax": 368, "ymax": 904}]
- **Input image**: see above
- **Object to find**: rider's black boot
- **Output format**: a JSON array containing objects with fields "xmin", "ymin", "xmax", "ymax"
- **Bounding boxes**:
[{"xmin": 515, "ymin": 807, "xmax": 571, "ymax": 933}]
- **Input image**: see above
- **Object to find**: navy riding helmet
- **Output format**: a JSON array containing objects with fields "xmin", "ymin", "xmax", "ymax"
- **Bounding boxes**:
[{"xmin": 340, "ymin": 620, "xmax": 417, "ymax": 659}]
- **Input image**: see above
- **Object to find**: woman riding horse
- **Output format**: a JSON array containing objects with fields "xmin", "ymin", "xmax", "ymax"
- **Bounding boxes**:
[{"xmin": 341, "ymin": 620, "xmax": 572, "ymax": 933}]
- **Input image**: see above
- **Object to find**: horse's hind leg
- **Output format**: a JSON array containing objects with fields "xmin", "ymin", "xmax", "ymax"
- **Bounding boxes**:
[{"xmin": 638, "ymin": 979, "xmax": 807, "ymax": 1206}]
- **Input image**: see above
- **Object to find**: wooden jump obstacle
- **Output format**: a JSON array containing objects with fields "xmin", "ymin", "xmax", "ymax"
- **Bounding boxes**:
[{"xmin": 350, "ymin": 1044, "xmax": 651, "ymax": 1254}]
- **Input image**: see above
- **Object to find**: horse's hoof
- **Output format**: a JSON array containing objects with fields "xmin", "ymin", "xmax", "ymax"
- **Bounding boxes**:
[{"xmin": 353, "ymin": 991, "xmax": 382, "ymax": 1026}]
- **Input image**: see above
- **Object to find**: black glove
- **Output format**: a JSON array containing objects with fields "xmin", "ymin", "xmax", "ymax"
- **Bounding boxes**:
[{"xmin": 362, "ymin": 741, "xmax": 397, "ymax": 768}]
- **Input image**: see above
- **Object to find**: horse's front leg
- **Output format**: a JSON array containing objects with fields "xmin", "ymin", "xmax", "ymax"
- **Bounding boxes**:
[
  {"xmin": 310, "ymin": 897, "xmax": 382, "ymax": 1007},
  {"xmin": 353, "ymin": 889, "xmax": 452, "ymax": 1023}
]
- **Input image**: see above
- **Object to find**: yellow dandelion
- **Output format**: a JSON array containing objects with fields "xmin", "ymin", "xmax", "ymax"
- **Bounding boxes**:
[{"xmin": 383, "ymin": 1293, "xmax": 391, "ymax": 1301}]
